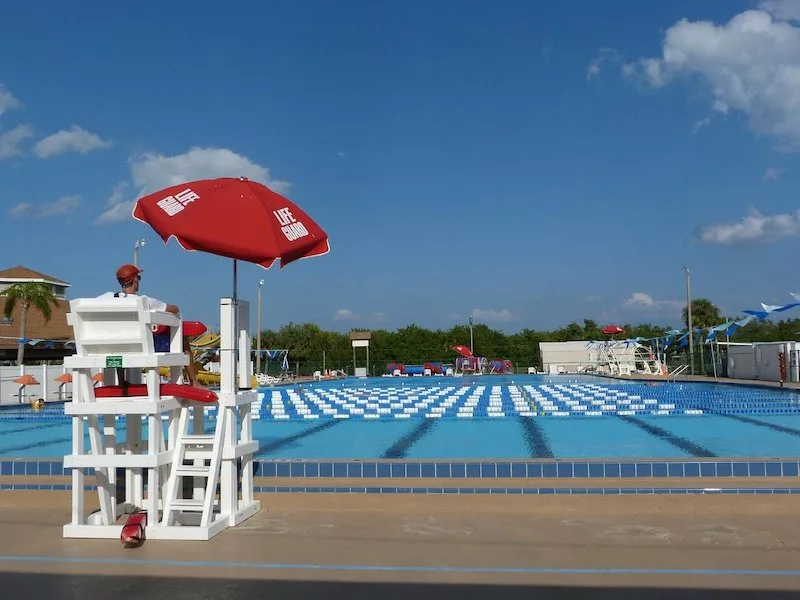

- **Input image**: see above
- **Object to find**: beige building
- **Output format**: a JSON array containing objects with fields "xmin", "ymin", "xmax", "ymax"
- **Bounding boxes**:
[{"xmin": 0, "ymin": 266, "xmax": 74, "ymax": 364}]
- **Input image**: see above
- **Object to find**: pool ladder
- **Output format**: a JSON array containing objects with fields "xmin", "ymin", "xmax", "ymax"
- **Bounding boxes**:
[{"xmin": 667, "ymin": 364, "xmax": 690, "ymax": 382}]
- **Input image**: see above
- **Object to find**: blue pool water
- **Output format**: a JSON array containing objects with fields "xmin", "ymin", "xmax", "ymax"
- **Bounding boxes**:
[{"xmin": 2, "ymin": 375, "xmax": 800, "ymax": 460}]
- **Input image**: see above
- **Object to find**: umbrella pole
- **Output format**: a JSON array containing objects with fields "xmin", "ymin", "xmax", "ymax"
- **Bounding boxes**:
[{"xmin": 233, "ymin": 258, "xmax": 238, "ymax": 391}]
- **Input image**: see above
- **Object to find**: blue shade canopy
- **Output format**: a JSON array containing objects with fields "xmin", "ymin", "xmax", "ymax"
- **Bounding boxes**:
[{"xmin": 623, "ymin": 293, "xmax": 800, "ymax": 347}]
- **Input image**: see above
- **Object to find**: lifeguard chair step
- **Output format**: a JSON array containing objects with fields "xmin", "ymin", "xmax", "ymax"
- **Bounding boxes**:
[
  {"xmin": 169, "ymin": 498, "xmax": 213, "ymax": 512},
  {"xmin": 175, "ymin": 465, "xmax": 212, "ymax": 477},
  {"xmin": 182, "ymin": 434, "xmax": 215, "ymax": 445}
]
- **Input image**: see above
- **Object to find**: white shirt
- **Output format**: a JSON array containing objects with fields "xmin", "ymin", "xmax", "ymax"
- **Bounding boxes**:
[{"xmin": 97, "ymin": 291, "xmax": 169, "ymax": 313}]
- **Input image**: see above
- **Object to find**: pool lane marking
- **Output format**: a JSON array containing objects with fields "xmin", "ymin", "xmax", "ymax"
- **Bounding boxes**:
[
  {"xmin": 381, "ymin": 419, "xmax": 437, "ymax": 459},
  {"xmin": 717, "ymin": 413, "xmax": 800, "ymax": 437},
  {"xmin": 617, "ymin": 415, "xmax": 716, "ymax": 458},
  {"xmin": 518, "ymin": 416, "xmax": 555, "ymax": 458},
  {"xmin": 0, "ymin": 421, "xmax": 69, "ymax": 436},
  {"xmin": 258, "ymin": 420, "xmax": 341, "ymax": 454},
  {"xmin": 0, "ymin": 555, "xmax": 799, "ymax": 577},
  {"xmin": 0, "ymin": 436, "xmax": 73, "ymax": 456}
]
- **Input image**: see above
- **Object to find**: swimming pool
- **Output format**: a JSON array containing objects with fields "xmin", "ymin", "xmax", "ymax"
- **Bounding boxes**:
[{"xmin": 2, "ymin": 375, "xmax": 800, "ymax": 460}]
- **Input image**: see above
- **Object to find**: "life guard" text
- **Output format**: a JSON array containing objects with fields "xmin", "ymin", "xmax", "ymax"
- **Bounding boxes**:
[
  {"xmin": 157, "ymin": 188, "xmax": 200, "ymax": 216},
  {"xmin": 273, "ymin": 207, "xmax": 309, "ymax": 241}
]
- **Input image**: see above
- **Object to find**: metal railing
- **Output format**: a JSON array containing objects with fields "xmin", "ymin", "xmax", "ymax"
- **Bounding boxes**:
[{"xmin": 667, "ymin": 364, "xmax": 690, "ymax": 382}]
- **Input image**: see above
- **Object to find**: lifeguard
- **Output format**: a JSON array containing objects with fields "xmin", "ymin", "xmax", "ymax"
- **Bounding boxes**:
[{"xmin": 98, "ymin": 264, "xmax": 204, "ymax": 387}]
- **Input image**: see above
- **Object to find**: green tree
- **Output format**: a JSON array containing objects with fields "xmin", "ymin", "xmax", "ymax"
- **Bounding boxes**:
[
  {"xmin": 508, "ymin": 328, "xmax": 543, "ymax": 369},
  {"xmin": 680, "ymin": 298, "xmax": 721, "ymax": 375},
  {"xmin": 243, "ymin": 301, "xmax": 800, "ymax": 376},
  {"xmin": 554, "ymin": 322, "xmax": 584, "ymax": 341},
  {"xmin": 582, "ymin": 319, "xmax": 602, "ymax": 341},
  {"xmin": 683, "ymin": 298, "xmax": 721, "ymax": 330},
  {"xmin": 277, "ymin": 322, "xmax": 328, "ymax": 364},
  {"xmin": 1, "ymin": 282, "xmax": 60, "ymax": 366}
]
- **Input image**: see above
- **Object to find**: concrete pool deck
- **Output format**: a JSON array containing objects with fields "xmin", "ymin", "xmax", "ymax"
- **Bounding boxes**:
[
  {"xmin": 600, "ymin": 372, "xmax": 800, "ymax": 390},
  {"xmin": 0, "ymin": 491, "xmax": 799, "ymax": 598},
  {"xmin": 2, "ymin": 375, "xmax": 800, "ymax": 596}
]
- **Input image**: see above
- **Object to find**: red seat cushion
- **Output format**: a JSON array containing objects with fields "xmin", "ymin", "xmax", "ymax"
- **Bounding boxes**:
[
  {"xmin": 151, "ymin": 321, "xmax": 207, "ymax": 337},
  {"xmin": 94, "ymin": 383, "xmax": 218, "ymax": 403}
]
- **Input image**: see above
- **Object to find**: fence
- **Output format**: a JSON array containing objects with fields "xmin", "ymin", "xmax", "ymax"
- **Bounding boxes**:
[
  {"xmin": 259, "ymin": 360, "xmax": 540, "ymax": 378},
  {"xmin": 0, "ymin": 358, "xmax": 546, "ymax": 407},
  {"xmin": 0, "ymin": 364, "xmax": 73, "ymax": 407}
]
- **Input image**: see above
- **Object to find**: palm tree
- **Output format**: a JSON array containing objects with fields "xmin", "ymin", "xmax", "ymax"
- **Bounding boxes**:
[
  {"xmin": 1, "ymin": 282, "xmax": 60, "ymax": 366},
  {"xmin": 682, "ymin": 298, "xmax": 721, "ymax": 331},
  {"xmin": 681, "ymin": 297, "xmax": 721, "ymax": 375}
]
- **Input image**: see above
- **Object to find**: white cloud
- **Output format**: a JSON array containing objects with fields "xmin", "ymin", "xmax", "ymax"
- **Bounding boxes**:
[
  {"xmin": 624, "ymin": 293, "xmax": 683, "ymax": 313},
  {"xmin": 586, "ymin": 48, "xmax": 621, "ymax": 81},
  {"xmin": 94, "ymin": 182, "xmax": 131, "ymax": 225},
  {"xmin": 9, "ymin": 195, "xmax": 80, "ymax": 218},
  {"xmin": 624, "ymin": 5, "xmax": 800, "ymax": 149},
  {"xmin": 95, "ymin": 147, "xmax": 291, "ymax": 224},
  {"xmin": 337, "ymin": 151, "xmax": 345, "ymax": 158},
  {"xmin": 0, "ymin": 124, "xmax": 33, "ymax": 159},
  {"xmin": 333, "ymin": 309, "xmax": 357, "ymax": 321},
  {"xmin": 130, "ymin": 147, "xmax": 290, "ymax": 196},
  {"xmin": 0, "ymin": 83, "xmax": 21, "ymax": 119},
  {"xmin": 472, "ymin": 308, "xmax": 514, "ymax": 323},
  {"xmin": 692, "ymin": 117, "xmax": 712, "ymax": 133},
  {"xmin": 33, "ymin": 125, "xmax": 112, "ymax": 158},
  {"xmin": 760, "ymin": 0, "xmax": 800, "ymax": 21},
  {"xmin": 625, "ymin": 292, "xmax": 657, "ymax": 308},
  {"xmin": 696, "ymin": 207, "xmax": 800, "ymax": 244},
  {"xmin": 764, "ymin": 167, "xmax": 781, "ymax": 180},
  {"xmin": 332, "ymin": 309, "xmax": 388, "ymax": 324}
]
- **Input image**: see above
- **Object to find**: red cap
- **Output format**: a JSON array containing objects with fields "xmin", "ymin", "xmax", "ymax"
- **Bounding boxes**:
[{"xmin": 116, "ymin": 264, "xmax": 143, "ymax": 284}]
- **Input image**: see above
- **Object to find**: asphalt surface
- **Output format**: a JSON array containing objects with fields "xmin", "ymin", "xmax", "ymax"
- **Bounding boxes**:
[{"xmin": 2, "ymin": 571, "xmax": 800, "ymax": 600}]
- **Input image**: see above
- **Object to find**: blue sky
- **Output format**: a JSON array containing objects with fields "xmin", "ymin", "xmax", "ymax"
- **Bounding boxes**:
[{"xmin": 3, "ymin": 0, "xmax": 800, "ymax": 333}]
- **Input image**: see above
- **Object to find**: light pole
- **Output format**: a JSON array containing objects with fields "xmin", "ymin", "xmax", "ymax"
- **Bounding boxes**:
[
  {"xmin": 469, "ymin": 315, "xmax": 474, "ymax": 355},
  {"xmin": 256, "ymin": 279, "xmax": 264, "ymax": 375},
  {"xmin": 683, "ymin": 266, "xmax": 694, "ymax": 375},
  {"xmin": 133, "ymin": 238, "xmax": 146, "ymax": 267}
]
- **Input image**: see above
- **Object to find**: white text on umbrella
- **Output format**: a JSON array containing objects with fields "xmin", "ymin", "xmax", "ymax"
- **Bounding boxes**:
[
  {"xmin": 273, "ymin": 207, "xmax": 309, "ymax": 241},
  {"xmin": 157, "ymin": 188, "xmax": 200, "ymax": 216}
]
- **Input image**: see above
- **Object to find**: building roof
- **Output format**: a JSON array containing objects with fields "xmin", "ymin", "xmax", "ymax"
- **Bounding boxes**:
[{"xmin": 0, "ymin": 266, "xmax": 70, "ymax": 286}]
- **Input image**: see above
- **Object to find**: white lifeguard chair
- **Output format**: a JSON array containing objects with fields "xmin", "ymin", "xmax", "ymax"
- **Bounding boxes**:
[{"xmin": 62, "ymin": 296, "xmax": 260, "ymax": 541}]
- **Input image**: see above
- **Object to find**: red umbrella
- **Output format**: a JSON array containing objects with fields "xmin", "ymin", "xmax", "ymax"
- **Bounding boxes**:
[
  {"xmin": 602, "ymin": 325, "xmax": 625, "ymax": 336},
  {"xmin": 132, "ymin": 177, "xmax": 329, "ymax": 270},
  {"xmin": 451, "ymin": 345, "xmax": 473, "ymax": 358},
  {"xmin": 132, "ymin": 177, "xmax": 329, "ymax": 387},
  {"xmin": 14, "ymin": 374, "xmax": 39, "ymax": 385}
]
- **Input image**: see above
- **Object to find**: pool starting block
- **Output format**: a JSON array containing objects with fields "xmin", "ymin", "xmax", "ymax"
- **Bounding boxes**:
[{"xmin": 62, "ymin": 296, "xmax": 260, "ymax": 542}]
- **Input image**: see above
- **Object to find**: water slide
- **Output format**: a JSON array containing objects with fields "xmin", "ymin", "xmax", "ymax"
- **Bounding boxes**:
[{"xmin": 157, "ymin": 329, "xmax": 227, "ymax": 385}]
